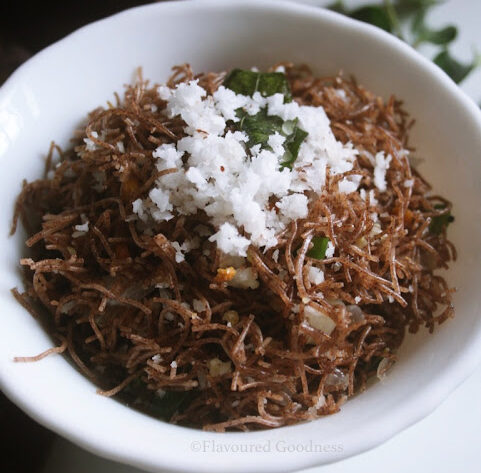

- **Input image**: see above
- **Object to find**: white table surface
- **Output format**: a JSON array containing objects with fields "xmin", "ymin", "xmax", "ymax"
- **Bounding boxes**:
[{"xmin": 42, "ymin": 1, "xmax": 481, "ymax": 472}]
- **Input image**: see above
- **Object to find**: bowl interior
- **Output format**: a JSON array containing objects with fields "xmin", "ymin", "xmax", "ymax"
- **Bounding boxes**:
[{"xmin": 1, "ymin": 1, "xmax": 481, "ymax": 473}]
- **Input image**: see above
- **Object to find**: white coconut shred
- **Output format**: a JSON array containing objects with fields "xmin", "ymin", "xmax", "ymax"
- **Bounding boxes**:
[{"xmin": 132, "ymin": 79, "xmax": 370, "ymax": 256}]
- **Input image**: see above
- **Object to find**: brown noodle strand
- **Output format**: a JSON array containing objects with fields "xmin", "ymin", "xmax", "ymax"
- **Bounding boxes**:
[{"xmin": 14, "ymin": 336, "xmax": 68, "ymax": 362}]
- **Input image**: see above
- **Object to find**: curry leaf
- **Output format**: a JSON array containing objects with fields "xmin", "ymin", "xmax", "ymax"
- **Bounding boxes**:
[
  {"xmin": 224, "ymin": 68, "xmax": 308, "ymax": 168},
  {"xmin": 429, "ymin": 213, "xmax": 454, "ymax": 234},
  {"xmin": 281, "ymin": 126, "xmax": 309, "ymax": 170},
  {"xmin": 429, "ymin": 204, "xmax": 454, "ymax": 235},
  {"xmin": 307, "ymin": 236, "xmax": 330, "ymax": 259},
  {"xmin": 223, "ymin": 69, "xmax": 292, "ymax": 102},
  {"xmin": 237, "ymin": 108, "xmax": 284, "ymax": 149},
  {"xmin": 236, "ymin": 109, "xmax": 307, "ymax": 170}
]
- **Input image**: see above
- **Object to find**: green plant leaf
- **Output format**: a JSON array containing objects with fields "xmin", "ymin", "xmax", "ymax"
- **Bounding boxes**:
[
  {"xmin": 412, "ymin": 10, "xmax": 457, "ymax": 46},
  {"xmin": 350, "ymin": 5, "xmax": 394, "ymax": 32},
  {"xmin": 307, "ymin": 236, "xmax": 330, "ymax": 259},
  {"xmin": 394, "ymin": 0, "xmax": 440, "ymax": 19},
  {"xmin": 429, "ymin": 204, "xmax": 454, "ymax": 235},
  {"xmin": 236, "ymin": 109, "xmax": 307, "ymax": 170},
  {"xmin": 224, "ymin": 68, "xmax": 307, "ymax": 169},
  {"xmin": 433, "ymin": 50, "xmax": 481, "ymax": 84},
  {"xmin": 237, "ymin": 108, "xmax": 284, "ymax": 149},
  {"xmin": 328, "ymin": 1, "xmax": 478, "ymax": 85},
  {"xmin": 223, "ymin": 69, "xmax": 292, "ymax": 102},
  {"xmin": 327, "ymin": 0, "xmax": 348, "ymax": 14},
  {"xmin": 421, "ymin": 25, "xmax": 457, "ymax": 45},
  {"xmin": 281, "ymin": 126, "xmax": 309, "ymax": 170}
]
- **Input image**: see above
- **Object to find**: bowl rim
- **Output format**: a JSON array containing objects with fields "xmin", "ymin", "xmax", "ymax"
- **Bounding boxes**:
[{"xmin": 1, "ymin": 0, "xmax": 481, "ymax": 472}]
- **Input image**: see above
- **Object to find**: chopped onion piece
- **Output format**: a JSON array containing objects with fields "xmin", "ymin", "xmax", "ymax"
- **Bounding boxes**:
[
  {"xmin": 325, "ymin": 368, "xmax": 349, "ymax": 388},
  {"xmin": 346, "ymin": 304, "xmax": 365, "ymax": 324},
  {"xmin": 208, "ymin": 358, "xmax": 231, "ymax": 377},
  {"xmin": 229, "ymin": 267, "xmax": 259, "ymax": 289},
  {"xmin": 223, "ymin": 310, "xmax": 239, "ymax": 325},
  {"xmin": 377, "ymin": 357, "xmax": 395, "ymax": 381},
  {"xmin": 304, "ymin": 305, "xmax": 336, "ymax": 335}
]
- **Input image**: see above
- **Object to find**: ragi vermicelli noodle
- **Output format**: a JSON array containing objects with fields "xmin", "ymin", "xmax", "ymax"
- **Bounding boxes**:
[{"xmin": 11, "ymin": 64, "xmax": 455, "ymax": 431}]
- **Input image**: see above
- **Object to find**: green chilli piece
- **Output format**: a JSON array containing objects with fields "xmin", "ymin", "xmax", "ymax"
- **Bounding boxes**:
[{"xmin": 307, "ymin": 236, "xmax": 330, "ymax": 259}]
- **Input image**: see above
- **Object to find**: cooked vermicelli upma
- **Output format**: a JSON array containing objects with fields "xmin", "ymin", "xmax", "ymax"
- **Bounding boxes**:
[{"xmin": 12, "ymin": 63, "xmax": 455, "ymax": 431}]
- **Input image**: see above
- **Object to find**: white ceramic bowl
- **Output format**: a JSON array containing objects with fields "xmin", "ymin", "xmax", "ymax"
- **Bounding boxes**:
[{"xmin": 1, "ymin": 1, "xmax": 481, "ymax": 472}]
